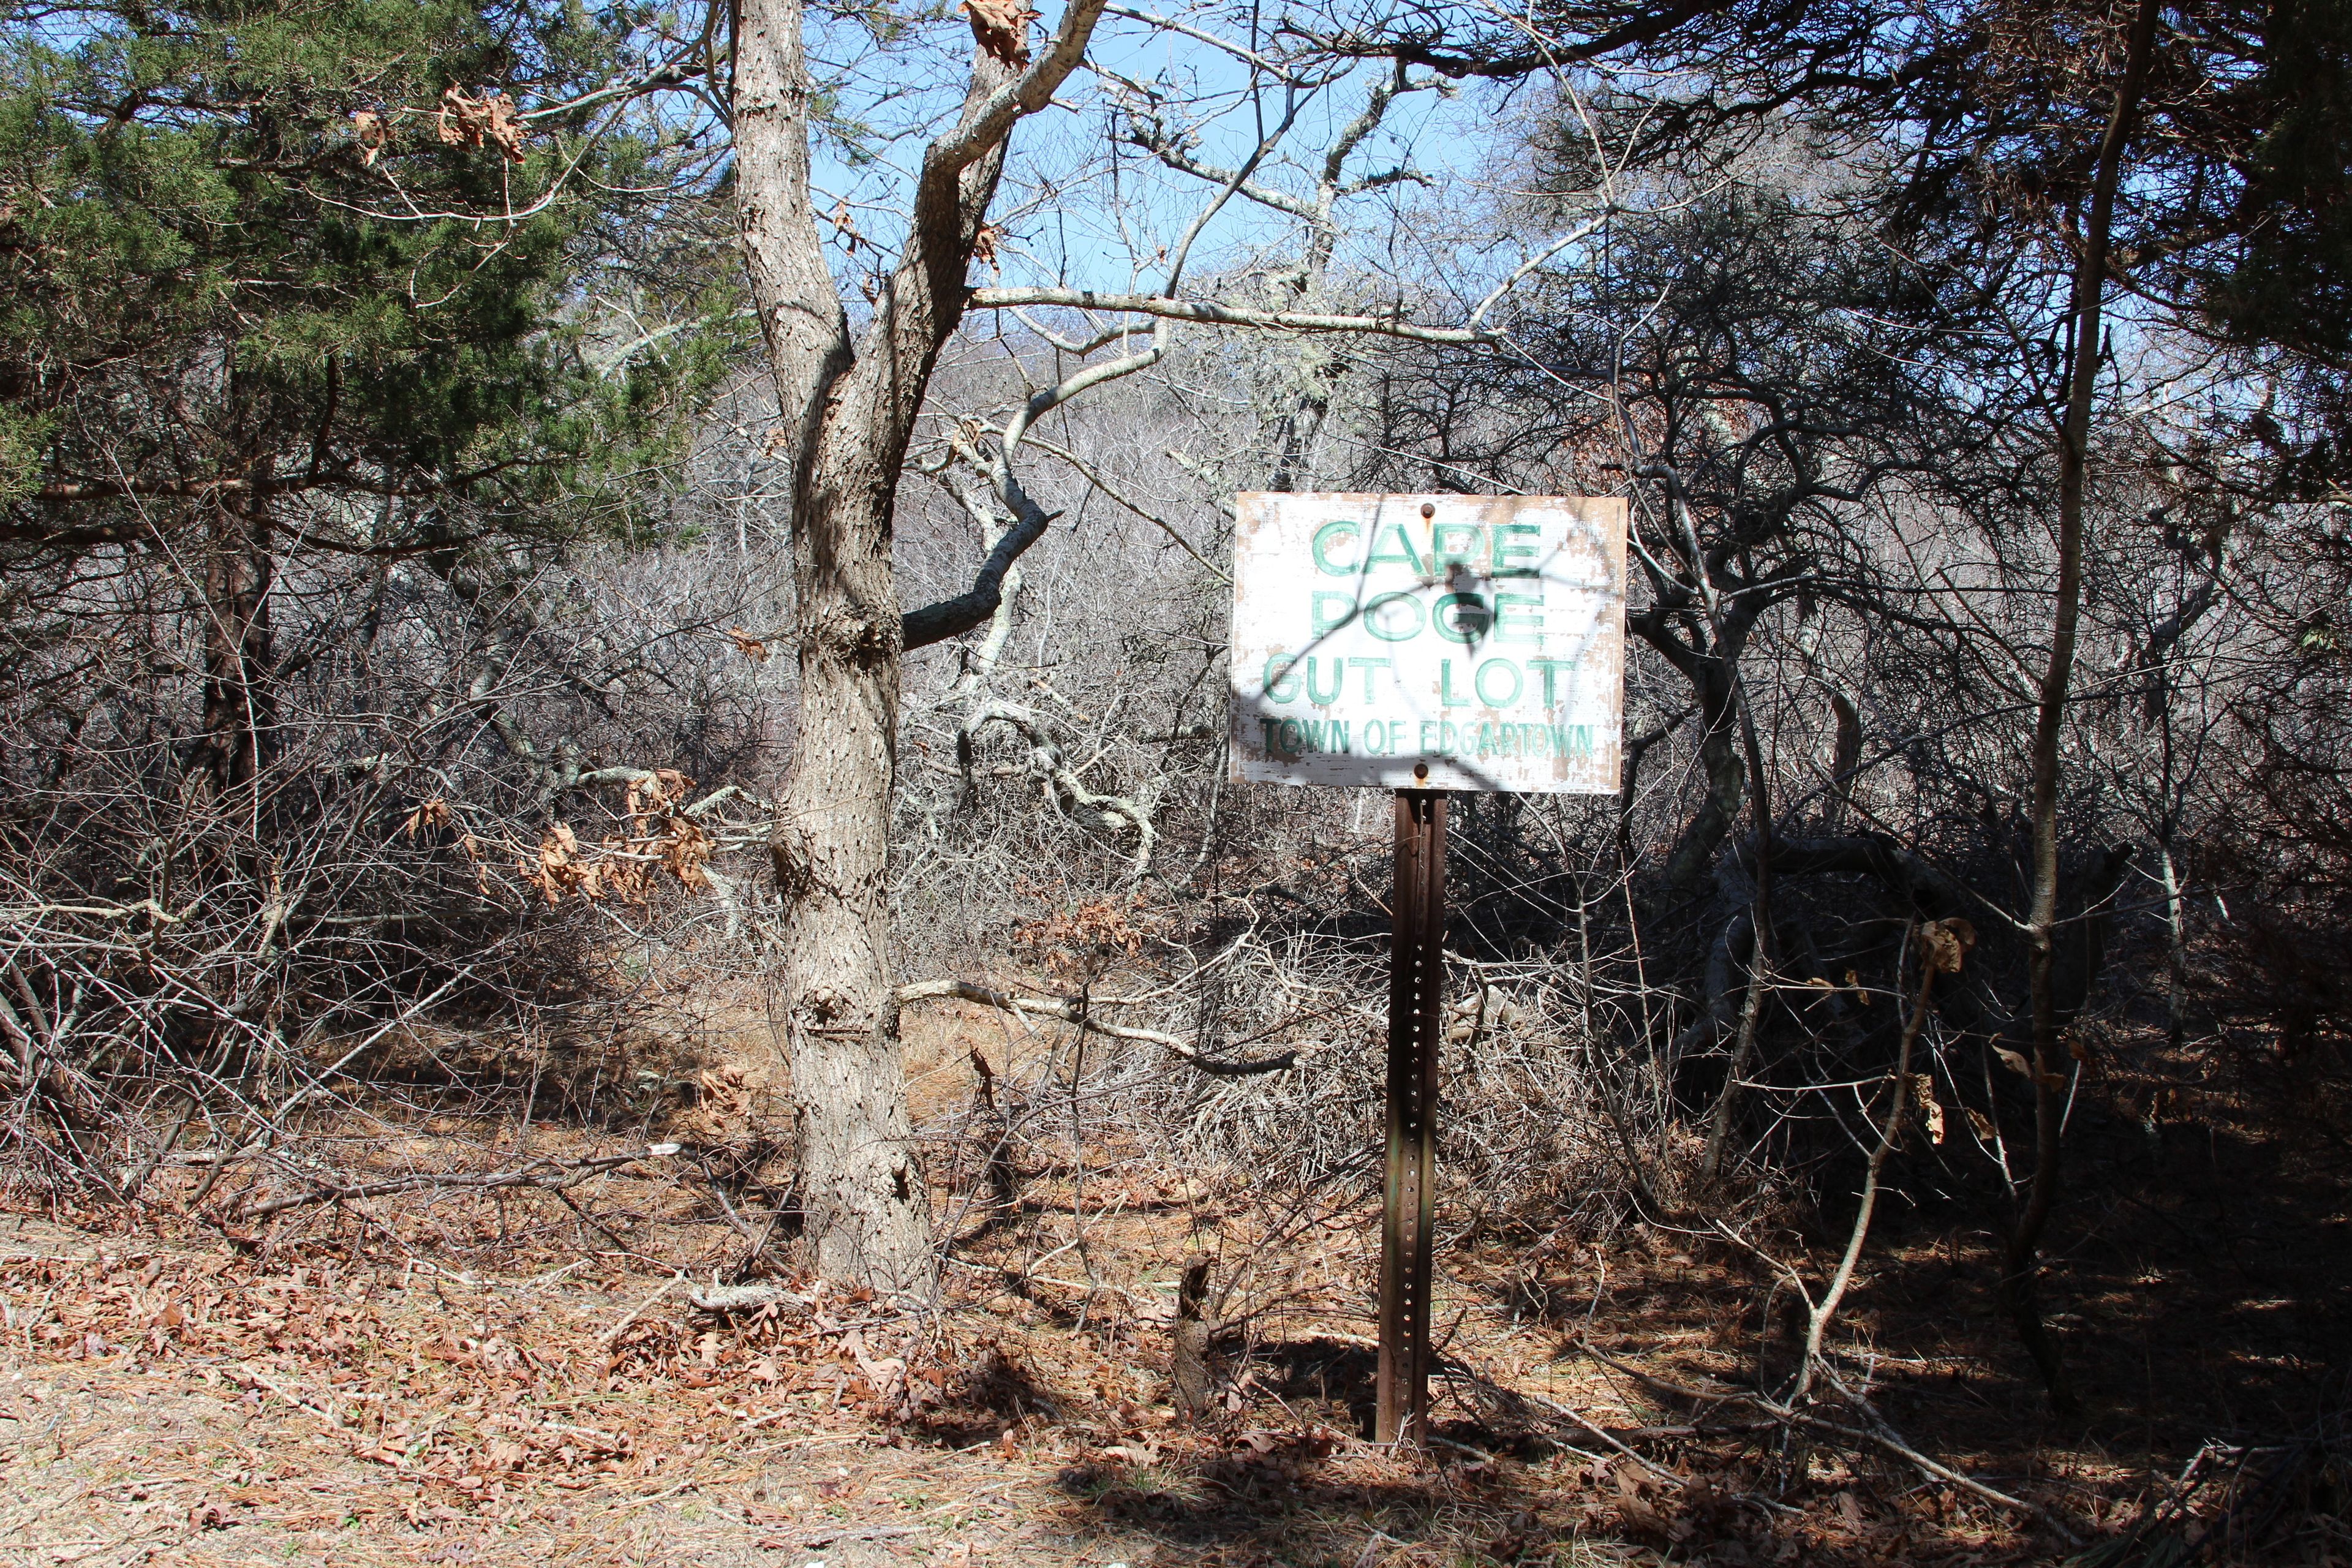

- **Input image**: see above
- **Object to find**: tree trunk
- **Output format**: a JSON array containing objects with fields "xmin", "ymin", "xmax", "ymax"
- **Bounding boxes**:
[
  {"xmin": 2006, "ymin": 0, "xmax": 2160, "ymax": 1414},
  {"xmin": 2160, "ymin": 842, "xmax": 2188, "ymax": 1050},
  {"xmin": 1663, "ymin": 672, "xmax": 1744, "ymax": 893},
  {"xmin": 734, "ymin": 0, "xmax": 1104, "ymax": 1290},
  {"xmin": 739, "ymin": 0, "xmax": 928, "ymax": 1292},
  {"xmin": 766, "ymin": 470, "xmax": 932, "ymax": 1289},
  {"xmin": 197, "ymin": 480, "xmax": 276, "ymax": 799},
  {"xmin": 1642, "ymin": 558, "xmax": 1764, "ymax": 900}
]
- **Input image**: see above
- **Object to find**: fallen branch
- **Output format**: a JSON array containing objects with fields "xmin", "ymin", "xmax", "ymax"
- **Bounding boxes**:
[
  {"xmin": 1481, "ymin": 1369, "xmax": 1688, "ymax": 1487},
  {"xmin": 1797, "ymin": 1406, "xmax": 2078, "ymax": 1545},
  {"xmin": 1528, "ymin": 1392, "xmax": 1694, "ymax": 1485},
  {"xmin": 790, "ymin": 1525, "xmax": 928, "ymax": 1549},
  {"xmin": 959, "ymin": 701, "xmax": 1159, "ymax": 879},
  {"xmin": 235, "ymin": 1144, "xmax": 681, "ymax": 1221},
  {"xmin": 897, "ymin": 978, "xmax": 1295, "ymax": 1074},
  {"xmin": 1574, "ymin": 1340, "xmax": 2081, "ymax": 1545},
  {"xmin": 687, "ymin": 1281, "xmax": 814, "ymax": 1313},
  {"xmin": 0, "ymin": 898, "xmax": 181, "ymax": 925}
]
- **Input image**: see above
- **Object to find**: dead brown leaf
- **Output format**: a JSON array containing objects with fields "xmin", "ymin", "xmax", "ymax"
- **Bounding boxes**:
[
  {"xmin": 961, "ymin": 0, "xmax": 1039, "ymax": 63},
  {"xmin": 659, "ymin": 817, "xmax": 712, "ymax": 892},
  {"xmin": 350, "ymin": 108, "xmax": 390, "ymax": 166},
  {"xmin": 827, "ymin": 199, "xmax": 865, "ymax": 252},
  {"xmin": 1910, "ymin": 1072, "xmax": 1945, "ymax": 1143},
  {"xmin": 402, "ymin": 797, "xmax": 453, "ymax": 839},
  {"xmin": 437, "ymin": 87, "xmax": 529, "ymax": 163},
  {"xmin": 520, "ymin": 823, "xmax": 583, "ymax": 904},
  {"xmin": 1918, "ymin": 916, "xmax": 1977, "ymax": 975},
  {"xmin": 1994, "ymin": 1044, "xmax": 2067, "ymax": 1090}
]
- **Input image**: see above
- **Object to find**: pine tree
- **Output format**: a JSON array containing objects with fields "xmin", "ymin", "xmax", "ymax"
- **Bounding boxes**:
[{"xmin": 0, "ymin": 0, "xmax": 734, "ymax": 788}]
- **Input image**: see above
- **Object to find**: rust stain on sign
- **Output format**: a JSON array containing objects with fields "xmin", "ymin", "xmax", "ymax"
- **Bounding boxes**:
[{"xmin": 1227, "ymin": 492, "xmax": 1627, "ymax": 793}]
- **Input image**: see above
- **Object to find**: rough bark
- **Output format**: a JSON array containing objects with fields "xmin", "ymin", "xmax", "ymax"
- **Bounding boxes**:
[
  {"xmin": 1695, "ymin": 669, "xmax": 1776, "ymax": 1186},
  {"xmin": 733, "ymin": 0, "xmax": 852, "ymax": 480},
  {"xmin": 1171, "ymin": 1256, "xmax": 1216, "ymax": 1417},
  {"xmin": 1628, "ymin": 490, "xmax": 1775, "ymax": 1184},
  {"xmin": 734, "ymin": 0, "xmax": 1106, "ymax": 1291}
]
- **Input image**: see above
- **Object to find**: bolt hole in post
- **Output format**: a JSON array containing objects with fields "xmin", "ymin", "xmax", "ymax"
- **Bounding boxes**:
[
  {"xmin": 1224, "ymin": 492, "xmax": 1627, "ymax": 1450},
  {"xmin": 1380, "ymin": 787, "xmax": 1446, "ymax": 1443}
]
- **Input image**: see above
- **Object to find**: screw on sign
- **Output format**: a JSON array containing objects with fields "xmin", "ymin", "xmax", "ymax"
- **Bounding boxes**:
[{"xmin": 1227, "ymin": 492, "xmax": 1628, "ymax": 1444}]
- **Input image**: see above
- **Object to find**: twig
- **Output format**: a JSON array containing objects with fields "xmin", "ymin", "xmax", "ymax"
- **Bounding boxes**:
[
  {"xmin": 239, "ymin": 1368, "xmax": 341, "ymax": 1427},
  {"xmin": 601, "ymin": 1273, "xmax": 684, "ymax": 1346},
  {"xmin": 1798, "ymin": 1408, "xmax": 2077, "ymax": 1543},
  {"xmin": 1526, "ymin": 1389, "xmax": 1689, "ymax": 1484},
  {"xmin": 1574, "ymin": 1340, "xmax": 2081, "ymax": 1544},
  {"xmin": 793, "ymin": 1525, "xmax": 928, "ymax": 1548},
  {"xmin": 1796, "ymin": 919, "xmax": 1964, "ymax": 1401}
]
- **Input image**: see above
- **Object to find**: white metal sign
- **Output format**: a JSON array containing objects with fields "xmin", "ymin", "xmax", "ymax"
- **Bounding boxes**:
[{"xmin": 1228, "ymin": 492, "xmax": 1627, "ymax": 793}]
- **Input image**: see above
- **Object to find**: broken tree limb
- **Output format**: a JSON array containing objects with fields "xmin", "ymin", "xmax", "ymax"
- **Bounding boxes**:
[
  {"xmin": 896, "ymin": 978, "xmax": 1296, "ymax": 1074},
  {"xmin": 1509, "ymin": 1382, "xmax": 1689, "ymax": 1487},
  {"xmin": 235, "ymin": 1144, "xmax": 681, "ymax": 1221},
  {"xmin": 688, "ymin": 1281, "xmax": 814, "ymax": 1313},
  {"xmin": 960, "ymin": 701, "xmax": 1158, "ymax": 880},
  {"xmin": 900, "ymin": 498, "xmax": 1058, "ymax": 651},
  {"xmin": 1573, "ymin": 1340, "xmax": 2082, "ymax": 1545}
]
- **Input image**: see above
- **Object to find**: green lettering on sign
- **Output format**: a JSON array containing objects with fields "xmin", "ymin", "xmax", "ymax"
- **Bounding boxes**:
[
  {"xmin": 1365, "ymin": 593, "xmax": 1424, "ymax": 641},
  {"xmin": 1492, "ymin": 523, "xmax": 1540, "ymax": 576},
  {"xmin": 1312, "ymin": 592, "xmax": 1359, "ymax": 635},
  {"xmin": 1363, "ymin": 524, "xmax": 1428, "ymax": 575},
  {"xmin": 1431, "ymin": 521, "xmax": 1484, "ymax": 569},
  {"xmin": 1476, "ymin": 658, "xmax": 1523, "ymax": 706},
  {"xmin": 1432, "ymin": 593, "xmax": 1491, "ymax": 644},
  {"xmin": 1494, "ymin": 592, "xmax": 1544, "ymax": 643},
  {"xmin": 1311, "ymin": 521, "xmax": 1362, "ymax": 575}
]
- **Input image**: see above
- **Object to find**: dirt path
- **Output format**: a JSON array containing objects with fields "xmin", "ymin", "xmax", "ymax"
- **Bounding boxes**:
[
  {"xmin": 0, "ymin": 1217, "xmax": 1159, "ymax": 1568},
  {"xmin": 0, "ymin": 1368, "xmax": 1110, "ymax": 1568},
  {"xmin": 0, "ymin": 1207, "xmax": 2090, "ymax": 1568}
]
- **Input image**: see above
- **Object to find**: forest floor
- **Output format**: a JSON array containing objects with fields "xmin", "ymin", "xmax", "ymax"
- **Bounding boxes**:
[{"xmin": 1, "ymin": 1012, "xmax": 2346, "ymax": 1567}]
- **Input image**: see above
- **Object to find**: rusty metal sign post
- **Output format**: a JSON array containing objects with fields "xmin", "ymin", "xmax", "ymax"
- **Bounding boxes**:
[
  {"xmin": 1224, "ymin": 492, "xmax": 1627, "ymax": 1448},
  {"xmin": 1379, "ymin": 787, "xmax": 1446, "ymax": 1443}
]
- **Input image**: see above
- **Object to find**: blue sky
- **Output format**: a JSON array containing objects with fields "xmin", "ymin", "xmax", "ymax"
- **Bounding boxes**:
[{"xmin": 802, "ymin": 4, "xmax": 1529, "ymax": 301}]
